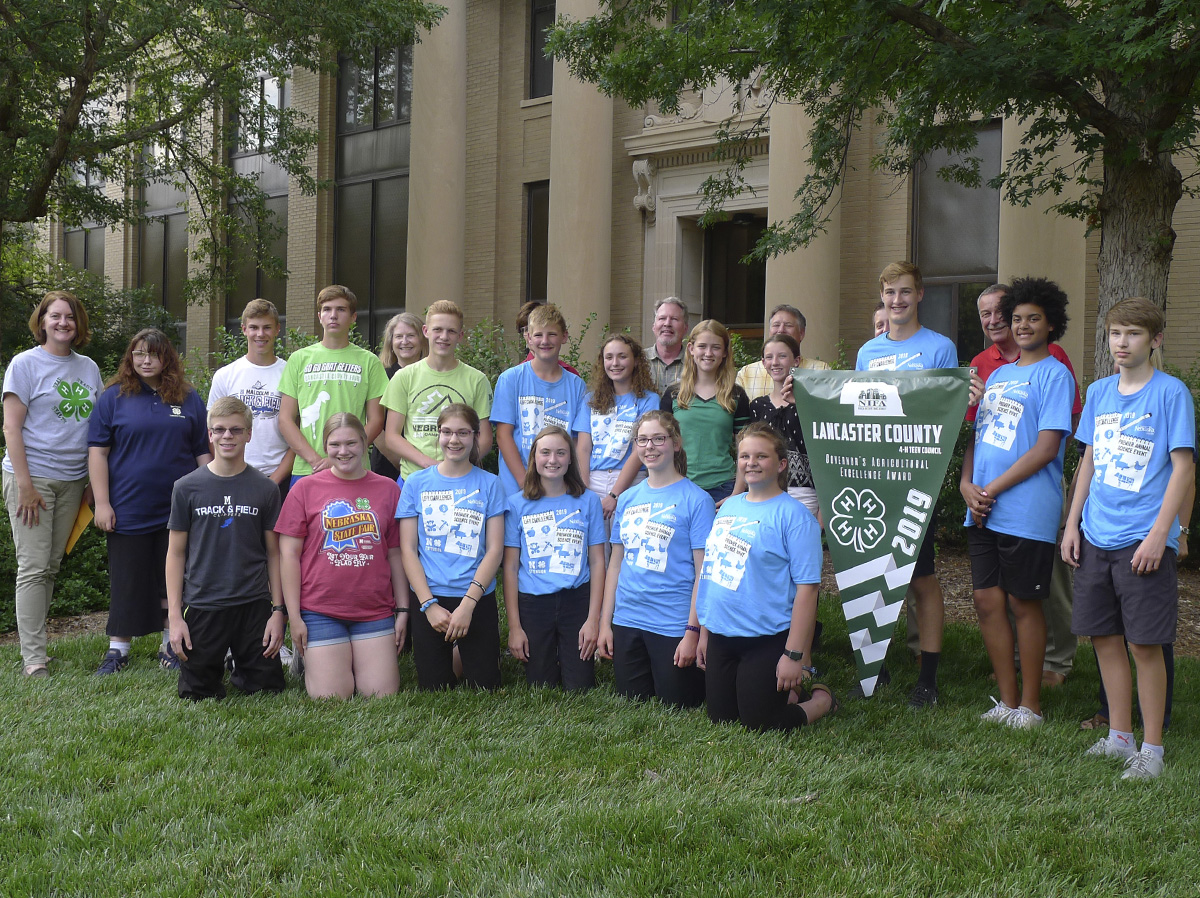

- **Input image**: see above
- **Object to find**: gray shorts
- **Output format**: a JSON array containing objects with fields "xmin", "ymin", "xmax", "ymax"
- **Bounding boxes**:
[{"xmin": 1071, "ymin": 536, "xmax": 1177, "ymax": 645}]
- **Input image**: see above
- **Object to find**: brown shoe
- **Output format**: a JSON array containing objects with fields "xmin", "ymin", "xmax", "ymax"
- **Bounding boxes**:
[
  {"xmin": 1042, "ymin": 670, "xmax": 1067, "ymax": 688},
  {"xmin": 1079, "ymin": 711, "xmax": 1109, "ymax": 731}
]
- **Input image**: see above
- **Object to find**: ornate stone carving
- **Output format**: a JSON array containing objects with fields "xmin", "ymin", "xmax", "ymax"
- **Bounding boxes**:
[
  {"xmin": 632, "ymin": 158, "xmax": 656, "ymax": 224},
  {"xmin": 642, "ymin": 73, "xmax": 775, "ymax": 130}
]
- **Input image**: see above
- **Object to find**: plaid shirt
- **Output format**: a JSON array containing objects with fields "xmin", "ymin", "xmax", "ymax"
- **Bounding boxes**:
[
  {"xmin": 735, "ymin": 357, "xmax": 831, "ymax": 400},
  {"xmin": 647, "ymin": 345, "xmax": 685, "ymax": 395}
]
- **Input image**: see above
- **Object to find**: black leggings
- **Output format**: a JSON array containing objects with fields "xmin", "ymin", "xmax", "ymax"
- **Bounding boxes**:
[
  {"xmin": 612, "ymin": 624, "xmax": 704, "ymax": 708},
  {"xmin": 705, "ymin": 630, "xmax": 808, "ymax": 731},
  {"xmin": 411, "ymin": 592, "xmax": 501, "ymax": 691}
]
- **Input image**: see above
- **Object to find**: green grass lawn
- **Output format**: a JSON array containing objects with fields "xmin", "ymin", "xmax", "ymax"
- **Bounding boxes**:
[{"xmin": 3, "ymin": 602, "xmax": 1198, "ymax": 898}]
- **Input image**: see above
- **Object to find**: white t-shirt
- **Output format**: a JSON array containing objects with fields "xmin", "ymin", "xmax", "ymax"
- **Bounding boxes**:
[{"xmin": 208, "ymin": 356, "xmax": 290, "ymax": 475}]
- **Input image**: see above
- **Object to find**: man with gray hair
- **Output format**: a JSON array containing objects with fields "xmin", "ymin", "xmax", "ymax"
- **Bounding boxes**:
[
  {"xmin": 736, "ymin": 304, "xmax": 830, "ymax": 400},
  {"xmin": 646, "ymin": 296, "xmax": 689, "ymax": 394}
]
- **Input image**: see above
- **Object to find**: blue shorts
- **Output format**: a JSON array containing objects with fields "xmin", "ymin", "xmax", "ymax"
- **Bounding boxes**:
[{"xmin": 300, "ymin": 610, "xmax": 395, "ymax": 647}]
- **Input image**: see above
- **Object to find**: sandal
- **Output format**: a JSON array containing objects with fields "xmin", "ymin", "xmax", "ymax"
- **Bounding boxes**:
[
  {"xmin": 1079, "ymin": 711, "xmax": 1109, "ymax": 731},
  {"xmin": 809, "ymin": 683, "xmax": 840, "ymax": 716},
  {"xmin": 22, "ymin": 664, "xmax": 49, "ymax": 678}
]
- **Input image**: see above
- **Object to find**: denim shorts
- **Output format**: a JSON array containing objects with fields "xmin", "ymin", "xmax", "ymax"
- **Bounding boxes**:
[{"xmin": 300, "ymin": 609, "xmax": 395, "ymax": 647}]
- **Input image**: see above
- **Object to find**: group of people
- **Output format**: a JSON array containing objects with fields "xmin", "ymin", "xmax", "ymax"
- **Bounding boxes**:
[{"xmin": 2, "ymin": 262, "xmax": 1193, "ymax": 778}]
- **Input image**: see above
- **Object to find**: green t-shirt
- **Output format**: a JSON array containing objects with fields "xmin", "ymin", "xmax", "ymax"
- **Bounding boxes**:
[
  {"xmin": 380, "ymin": 359, "xmax": 493, "ymax": 478},
  {"xmin": 663, "ymin": 387, "xmax": 752, "ymax": 490},
  {"xmin": 279, "ymin": 343, "xmax": 388, "ymax": 475}
]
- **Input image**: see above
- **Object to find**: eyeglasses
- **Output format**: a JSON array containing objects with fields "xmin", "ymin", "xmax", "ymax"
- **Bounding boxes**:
[
  {"xmin": 634, "ymin": 435, "xmax": 670, "ymax": 447},
  {"xmin": 210, "ymin": 426, "xmax": 246, "ymax": 436},
  {"xmin": 131, "ymin": 350, "xmax": 156, "ymax": 360},
  {"xmin": 438, "ymin": 429, "xmax": 475, "ymax": 440}
]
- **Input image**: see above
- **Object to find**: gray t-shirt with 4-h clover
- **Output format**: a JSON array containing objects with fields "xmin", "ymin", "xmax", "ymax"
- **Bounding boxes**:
[{"xmin": 2, "ymin": 346, "xmax": 103, "ymax": 480}]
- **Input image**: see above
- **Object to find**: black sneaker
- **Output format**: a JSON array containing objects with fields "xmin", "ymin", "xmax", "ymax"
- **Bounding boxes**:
[
  {"xmin": 908, "ymin": 682, "xmax": 938, "ymax": 709},
  {"xmin": 95, "ymin": 649, "xmax": 129, "ymax": 676}
]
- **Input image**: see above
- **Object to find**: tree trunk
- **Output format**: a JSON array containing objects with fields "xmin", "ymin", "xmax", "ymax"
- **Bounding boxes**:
[{"xmin": 1094, "ymin": 151, "xmax": 1182, "ymax": 380}]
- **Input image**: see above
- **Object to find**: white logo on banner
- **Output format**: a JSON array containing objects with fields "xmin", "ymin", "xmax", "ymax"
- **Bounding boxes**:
[{"xmin": 841, "ymin": 382, "xmax": 905, "ymax": 417}]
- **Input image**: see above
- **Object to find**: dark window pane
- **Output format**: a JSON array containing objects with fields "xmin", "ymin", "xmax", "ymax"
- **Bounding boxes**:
[
  {"xmin": 377, "ymin": 49, "xmax": 397, "ymax": 125},
  {"xmin": 86, "ymin": 227, "xmax": 105, "ymax": 276},
  {"xmin": 141, "ymin": 218, "xmax": 166, "ymax": 304},
  {"xmin": 165, "ymin": 212, "xmax": 189, "ymax": 322},
  {"xmin": 262, "ymin": 196, "xmax": 288, "ymax": 315},
  {"xmin": 530, "ymin": 2, "xmax": 556, "ymax": 98},
  {"xmin": 335, "ymin": 183, "xmax": 374, "ymax": 314},
  {"xmin": 64, "ymin": 229, "xmax": 86, "ymax": 271},
  {"xmin": 704, "ymin": 216, "xmax": 766, "ymax": 328},
  {"xmin": 397, "ymin": 45, "xmax": 413, "ymax": 122},
  {"xmin": 372, "ymin": 177, "xmax": 408, "ymax": 342},
  {"xmin": 526, "ymin": 182, "xmax": 549, "ymax": 303},
  {"xmin": 916, "ymin": 125, "xmax": 1001, "ymax": 279}
]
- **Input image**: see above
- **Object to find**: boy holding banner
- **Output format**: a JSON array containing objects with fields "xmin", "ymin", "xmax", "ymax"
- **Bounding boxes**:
[
  {"xmin": 960, "ymin": 278, "xmax": 1074, "ymax": 728},
  {"xmin": 1062, "ymin": 298, "xmax": 1195, "ymax": 781},
  {"xmin": 855, "ymin": 262, "xmax": 957, "ymax": 708}
]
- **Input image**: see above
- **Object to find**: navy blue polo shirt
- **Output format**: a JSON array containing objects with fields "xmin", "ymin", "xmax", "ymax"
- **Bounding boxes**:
[{"xmin": 88, "ymin": 383, "xmax": 209, "ymax": 534}]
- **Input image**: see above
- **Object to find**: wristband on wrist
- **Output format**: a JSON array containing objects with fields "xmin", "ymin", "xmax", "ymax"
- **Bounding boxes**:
[
  {"xmin": 394, "ymin": 606, "xmax": 409, "ymax": 614},
  {"xmin": 684, "ymin": 624, "xmax": 701, "ymax": 634},
  {"xmin": 607, "ymin": 491, "xmax": 618, "ymax": 500},
  {"xmin": 463, "ymin": 595, "xmax": 478, "ymax": 605},
  {"xmin": 781, "ymin": 648, "xmax": 804, "ymax": 662},
  {"xmin": 470, "ymin": 579, "xmax": 485, "ymax": 592},
  {"xmin": 419, "ymin": 598, "xmax": 439, "ymax": 613}
]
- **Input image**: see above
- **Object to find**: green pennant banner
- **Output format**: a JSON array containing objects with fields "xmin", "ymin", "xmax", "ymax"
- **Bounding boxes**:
[{"xmin": 793, "ymin": 369, "xmax": 970, "ymax": 696}]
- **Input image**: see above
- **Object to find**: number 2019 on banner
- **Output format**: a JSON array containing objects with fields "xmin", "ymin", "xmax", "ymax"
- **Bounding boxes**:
[{"xmin": 892, "ymin": 488, "xmax": 933, "ymax": 557}]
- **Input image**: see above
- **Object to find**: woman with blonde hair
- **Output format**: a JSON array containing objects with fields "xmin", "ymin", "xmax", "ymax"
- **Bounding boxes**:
[
  {"xmin": 372, "ymin": 312, "xmax": 427, "ymax": 481},
  {"xmin": 659, "ymin": 320, "xmax": 750, "ymax": 505}
]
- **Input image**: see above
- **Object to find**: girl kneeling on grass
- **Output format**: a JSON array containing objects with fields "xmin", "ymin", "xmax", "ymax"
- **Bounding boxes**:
[
  {"xmin": 398, "ymin": 404, "xmax": 505, "ymax": 690},
  {"xmin": 276, "ymin": 413, "xmax": 406, "ymax": 699},
  {"xmin": 696, "ymin": 422, "xmax": 835, "ymax": 731},
  {"xmin": 504, "ymin": 426, "xmax": 606, "ymax": 690},
  {"xmin": 598, "ymin": 411, "xmax": 714, "ymax": 708}
]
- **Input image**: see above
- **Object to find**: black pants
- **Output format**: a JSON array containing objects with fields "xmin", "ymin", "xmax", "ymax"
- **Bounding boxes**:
[
  {"xmin": 411, "ymin": 592, "xmax": 501, "ymax": 691},
  {"xmin": 177, "ymin": 601, "xmax": 285, "ymax": 700},
  {"xmin": 518, "ymin": 583, "xmax": 595, "ymax": 691},
  {"xmin": 613, "ymin": 624, "xmax": 704, "ymax": 708},
  {"xmin": 106, "ymin": 529, "xmax": 170, "ymax": 638},
  {"xmin": 705, "ymin": 630, "xmax": 808, "ymax": 731}
]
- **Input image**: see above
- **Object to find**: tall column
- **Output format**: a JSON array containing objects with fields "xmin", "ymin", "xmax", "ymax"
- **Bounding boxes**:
[
  {"xmin": 764, "ymin": 101, "xmax": 841, "ymax": 367},
  {"xmin": 406, "ymin": 0, "xmax": 467, "ymax": 311},
  {"xmin": 546, "ymin": 0, "xmax": 612, "ymax": 353}
]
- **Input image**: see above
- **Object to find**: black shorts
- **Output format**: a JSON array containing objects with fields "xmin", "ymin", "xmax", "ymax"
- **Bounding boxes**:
[
  {"xmin": 1072, "ymin": 536, "xmax": 1177, "ymax": 645},
  {"xmin": 914, "ymin": 507, "xmax": 939, "ymax": 579},
  {"xmin": 106, "ymin": 529, "xmax": 169, "ymax": 637},
  {"xmin": 967, "ymin": 528, "xmax": 1055, "ymax": 600}
]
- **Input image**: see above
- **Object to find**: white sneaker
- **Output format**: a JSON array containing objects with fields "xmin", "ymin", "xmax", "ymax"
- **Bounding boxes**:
[
  {"xmin": 1084, "ymin": 735, "xmax": 1137, "ymax": 761},
  {"xmin": 980, "ymin": 697, "xmax": 1016, "ymax": 724},
  {"xmin": 1121, "ymin": 746, "xmax": 1165, "ymax": 781},
  {"xmin": 1007, "ymin": 706, "xmax": 1044, "ymax": 729}
]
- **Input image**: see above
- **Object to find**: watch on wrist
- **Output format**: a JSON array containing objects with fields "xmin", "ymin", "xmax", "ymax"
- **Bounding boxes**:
[
  {"xmin": 1181, "ymin": 526, "xmax": 1191, "ymax": 537},
  {"xmin": 782, "ymin": 648, "xmax": 804, "ymax": 662},
  {"xmin": 271, "ymin": 604, "xmax": 287, "ymax": 616}
]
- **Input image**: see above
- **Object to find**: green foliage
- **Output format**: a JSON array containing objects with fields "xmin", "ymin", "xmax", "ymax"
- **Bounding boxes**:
[
  {"xmin": 0, "ymin": 0, "xmax": 444, "ymax": 306},
  {"xmin": 2, "ymin": 619, "xmax": 1200, "ymax": 895},
  {"xmin": 1164, "ymin": 359, "xmax": 1200, "ymax": 567},
  {"xmin": 0, "ymin": 519, "xmax": 109, "ymax": 633},
  {"xmin": 729, "ymin": 331, "xmax": 758, "ymax": 369},
  {"xmin": 1, "ymin": 234, "xmax": 176, "ymax": 374}
]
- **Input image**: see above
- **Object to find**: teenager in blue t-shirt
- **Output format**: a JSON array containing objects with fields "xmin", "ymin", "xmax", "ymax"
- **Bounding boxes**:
[
  {"xmin": 492, "ymin": 304, "xmax": 587, "ymax": 497},
  {"xmin": 960, "ymin": 278, "xmax": 1074, "ymax": 729},
  {"xmin": 695, "ymin": 422, "xmax": 835, "ymax": 731},
  {"xmin": 599, "ymin": 410, "xmax": 714, "ymax": 708},
  {"xmin": 88, "ymin": 329, "xmax": 211, "ymax": 675},
  {"xmin": 1062, "ymin": 298, "xmax": 1195, "ymax": 780},
  {"xmin": 398, "ymin": 404, "xmax": 505, "ymax": 690},
  {"xmin": 852, "ymin": 261, "xmax": 958, "ymax": 708},
  {"xmin": 574, "ymin": 334, "xmax": 660, "ymax": 535},
  {"xmin": 503, "ymin": 426, "xmax": 606, "ymax": 691}
]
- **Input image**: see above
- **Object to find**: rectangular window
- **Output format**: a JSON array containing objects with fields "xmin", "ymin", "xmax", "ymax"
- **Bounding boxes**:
[
  {"xmin": 525, "ymin": 181, "xmax": 549, "ymax": 304},
  {"xmin": 333, "ymin": 176, "xmax": 409, "ymax": 347},
  {"xmin": 704, "ymin": 214, "xmax": 767, "ymax": 331},
  {"xmin": 225, "ymin": 196, "xmax": 288, "ymax": 330},
  {"xmin": 530, "ymin": 1, "xmax": 555, "ymax": 99},
  {"xmin": 913, "ymin": 122, "xmax": 1001, "ymax": 357},
  {"xmin": 338, "ymin": 47, "xmax": 413, "ymax": 135},
  {"xmin": 140, "ymin": 210, "xmax": 189, "ymax": 344},
  {"xmin": 63, "ymin": 227, "xmax": 105, "ymax": 277}
]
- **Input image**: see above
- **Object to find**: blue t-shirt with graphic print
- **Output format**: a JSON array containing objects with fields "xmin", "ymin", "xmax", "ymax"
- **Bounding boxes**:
[
  {"xmin": 1076, "ymin": 370, "xmax": 1196, "ymax": 551},
  {"xmin": 855, "ymin": 327, "xmax": 958, "ymax": 372},
  {"xmin": 696, "ymin": 492, "xmax": 821, "ymax": 638},
  {"xmin": 396, "ymin": 465, "xmax": 505, "ymax": 595},
  {"xmin": 611, "ymin": 477, "xmax": 715, "ymax": 636},
  {"xmin": 491, "ymin": 362, "xmax": 587, "ymax": 495},
  {"xmin": 504, "ymin": 489, "xmax": 606, "ymax": 594},
  {"xmin": 967, "ymin": 355, "xmax": 1074, "ymax": 543},
  {"xmin": 573, "ymin": 390, "xmax": 661, "ymax": 473}
]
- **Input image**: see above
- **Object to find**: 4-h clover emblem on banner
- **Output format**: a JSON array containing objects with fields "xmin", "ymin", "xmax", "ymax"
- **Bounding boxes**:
[{"xmin": 793, "ymin": 369, "xmax": 969, "ymax": 696}]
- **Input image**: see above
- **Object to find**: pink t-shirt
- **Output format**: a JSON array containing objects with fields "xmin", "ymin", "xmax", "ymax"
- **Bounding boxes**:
[{"xmin": 275, "ymin": 470, "xmax": 401, "ymax": 620}]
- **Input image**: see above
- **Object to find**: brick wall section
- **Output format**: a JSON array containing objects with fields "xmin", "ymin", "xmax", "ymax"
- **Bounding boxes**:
[
  {"xmin": 1166, "ymin": 155, "xmax": 1200, "ymax": 374},
  {"xmin": 286, "ymin": 66, "xmax": 335, "ymax": 337},
  {"xmin": 839, "ymin": 114, "xmax": 912, "ymax": 361}
]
